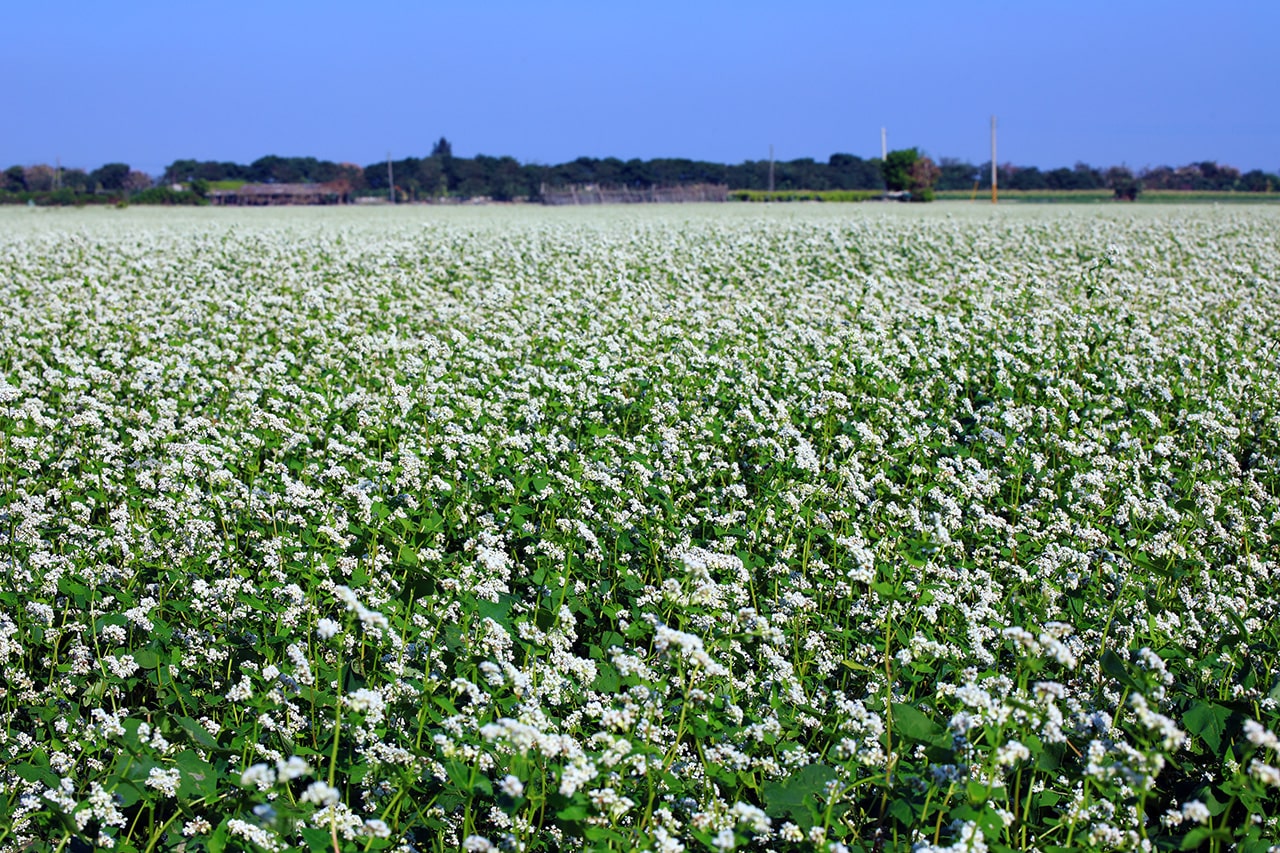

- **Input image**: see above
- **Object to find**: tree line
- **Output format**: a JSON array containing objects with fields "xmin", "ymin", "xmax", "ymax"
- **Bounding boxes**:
[
  {"xmin": 156, "ymin": 139, "xmax": 892, "ymax": 202},
  {"xmin": 4, "ymin": 138, "xmax": 1277, "ymax": 205},
  {"xmin": 936, "ymin": 159, "xmax": 1277, "ymax": 193}
]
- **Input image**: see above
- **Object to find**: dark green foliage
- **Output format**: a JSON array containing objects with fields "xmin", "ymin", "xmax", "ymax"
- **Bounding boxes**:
[
  {"xmin": 0, "ymin": 189, "xmax": 113, "ymax": 206},
  {"xmin": 936, "ymin": 158, "xmax": 980, "ymax": 190},
  {"xmin": 89, "ymin": 162, "xmax": 130, "ymax": 192},
  {"xmin": 3, "ymin": 165, "xmax": 26, "ymax": 192},
  {"xmin": 881, "ymin": 148, "xmax": 920, "ymax": 192},
  {"xmin": 128, "ymin": 187, "xmax": 208, "ymax": 205}
]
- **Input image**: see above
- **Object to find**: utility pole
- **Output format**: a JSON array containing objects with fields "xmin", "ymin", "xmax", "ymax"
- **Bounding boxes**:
[
  {"xmin": 881, "ymin": 127, "xmax": 886, "ymax": 161},
  {"xmin": 991, "ymin": 116, "xmax": 998, "ymax": 204},
  {"xmin": 768, "ymin": 144, "xmax": 775, "ymax": 194},
  {"xmin": 387, "ymin": 152, "xmax": 395, "ymax": 204}
]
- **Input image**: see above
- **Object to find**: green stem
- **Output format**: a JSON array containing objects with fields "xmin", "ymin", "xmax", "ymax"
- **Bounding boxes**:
[{"xmin": 329, "ymin": 660, "xmax": 344, "ymax": 788}]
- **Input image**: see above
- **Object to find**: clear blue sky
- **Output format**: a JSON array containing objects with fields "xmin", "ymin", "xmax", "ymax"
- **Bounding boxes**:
[{"xmin": 5, "ymin": 0, "xmax": 1276, "ymax": 176}]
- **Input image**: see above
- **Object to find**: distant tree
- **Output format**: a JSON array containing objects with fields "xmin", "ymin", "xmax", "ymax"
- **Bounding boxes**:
[
  {"xmin": 1103, "ymin": 165, "xmax": 1135, "ymax": 188},
  {"xmin": 4, "ymin": 165, "xmax": 26, "ymax": 192},
  {"xmin": 1034, "ymin": 164, "xmax": 1098, "ymax": 191},
  {"xmin": 477, "ymin": 154, "xmax": 526, "ymax": 200},
  {"xmin": 61, "ymin": 169, "xmax": 90, "ymax": 193},
  {"xmin": 431, "ymin": 137, "xmax": 453, "ymax": 159},
  {"xmin": 1072, "ymin": 162, "xmax": 1104, "ymax": 189},
  {"xmin": 1239, "ymin": 169, "xmax": 1277, "ymax": 192},
  {"xmin": 190, "ymin": 179, "xmax": 210, "ymax": 199},
  {"xmin": 557, "ymin": 156, "xmax": 601, "ymax": 185},
  {"xmin": 827, "ymin": 153, "xmax": 882, "ymax": 190},
  {"xmin": 1008, "ymin": 166, "xmax": 1048, "ymax": 190},
  {"xmin": 778, "ymin": 158, "xmax": 825, "ymax": 190},
  {"xmin": 936, "ymin": 158, "xmax": 979, "ymax": 191},
  {"xmin": 907, "ymin": 156, "xmax": 940, "ymax": 200},
  {"xmin": 449, "ymin": 157, "xmax": 488, "ymax": 198},
  {"xmin": 882, "ymin": 148, "xmax": 919, "ymax": 192},
  {"xmin": 724, "ymin": 160, "xmax": 765, "ymax": 190},
  {"xmin": 249, "ymin": 156, "xmax": 300, "ymax": 184},
  {"xmin": 162, "ymin": 159, "xmax": 198, "ymax": 184},
  {"xmin": 90, "ymin": 162, "xmax": 131, "ymax": 192},
  {"xmin": 163, "ymin": 159, "xmax": 249, "ymax": 184},
  {"xmin": 123, "ymin": 171, "xmax": 153, "ymax": 193},
  {"xmin": 24, "ymin": 165, "xmax": 55, "ymax": 192},
  {"xmin": 620, "ymin": 158, "xmax": 655, "ymax": 188},
  {"xmin": 1190, "ymin": 161, "xmax": 1239, "ymax": 190},
  {"xmin": 362, "ymin": 161, "xmax": 388, "ymax": 192},
  {"xmin": 592, "ymin": 157, "xmax": 624, "ymax": 185},
  {"xmin": 333, "ymin": 163, "xmax": 367, "ymax": 192},
  {"xmin": 1100, "ymin": 166, "xmax": 1138, "ymax": 199}
]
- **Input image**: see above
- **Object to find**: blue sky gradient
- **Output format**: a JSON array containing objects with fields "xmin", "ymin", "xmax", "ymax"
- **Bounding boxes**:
[{"xmin": 5, "ymin": 0, "xmax": 1276, "ymax": 175}]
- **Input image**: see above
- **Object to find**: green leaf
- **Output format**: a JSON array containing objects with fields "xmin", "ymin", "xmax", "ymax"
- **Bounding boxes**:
[
  {"xmin": 176, "ymin": 716, "xmax": 220, "ymax": 750},
  {"xmin": 891, "ymin": 702, "xmax": 949, "ymax": 745},
  {"xmin": 207, "ymin": 818, "xmax": 229, "ymax": 853},
  {"xmin": 709, "ymin": 766, "xmax": 739, "ymax": 790},
  {"xmin": 591, "ymin": 663, "xmax": 620, "ymax": 693},
  {"xmin": 300, "ymin": 826, "xmax": 333, "ymax": 852},
  {"xmin": 872, "ymin": 581, "xmax": 898, "ymax": 600},
  {"xmin": 1239, "ymin": 840, "xmax": 1276, "ymax": 853},
  {"xmin": 557, "ymin": 803, "xmax": 589, "ymax": 821},
  {"xmin": 1181, "ymin": 827, "xmax": 1231, "ymax": 850},
  {"xmin": 13, "ymin": 755, "xmax": 58, "ymax": 788},
  {"xmin": 761, "ymin": 763, "xmax": 838, "ymax": 829},
  {"xmin": 1100, "ymin": 649, "xmax": 1141, "ymax": 690},
  {"xmin": 1184, "ymin": 701, "xmax": 1231, "ymax": 753},
  {"xmin": 583, "ymin": 826, "xmax": 627, "ymax": 843},
  {"xmin": 887, "ymin": 797, "xmax": 916, "ymax": 826},
  {"xmin": 475, "ymin": 593, "xmax": 515, "ymax": 629},
  {"xmin": 114, "ymin": 779, "xmax": 146, "ymax": 807},
  {"xmin": 950, "ymin": 803, "xmax": 1005, "ymax": 839},
  {"xmin": 175, "ymin": 750, "xmax": 218, "ymax": 799},
  {"xmin": 1032, "ymin": 790, "xmax": 1062, "ymax": 808},
  {"xmin": 1198, "ymin": 787, "xmax": 1231, "ymax": 816}
]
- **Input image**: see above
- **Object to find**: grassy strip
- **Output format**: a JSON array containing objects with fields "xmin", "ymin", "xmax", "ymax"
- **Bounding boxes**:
[{"xmin": 730, "ymin": 189, "xmax": 883, "ymax": 203}]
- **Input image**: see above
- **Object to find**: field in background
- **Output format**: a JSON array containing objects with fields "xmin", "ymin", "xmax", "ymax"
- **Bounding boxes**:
[
  {"xmin": 1, "ymin": 204, "xmax": 1278, "ymax": 852},
  {"xmin": 936, "ymin": 188, "xmax": 1280, "ymax": 203}
]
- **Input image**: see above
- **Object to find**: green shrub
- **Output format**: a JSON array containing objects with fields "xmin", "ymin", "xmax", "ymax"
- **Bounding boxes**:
[{"xmin": 129, "ymin": 187, "xmax": 209, "ymax": 205}]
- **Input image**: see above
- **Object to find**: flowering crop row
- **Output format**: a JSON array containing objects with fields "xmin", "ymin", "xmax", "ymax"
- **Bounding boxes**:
[{"xmin": 0, "ymin": 204, "xmax": 1278, "ymax": 852}]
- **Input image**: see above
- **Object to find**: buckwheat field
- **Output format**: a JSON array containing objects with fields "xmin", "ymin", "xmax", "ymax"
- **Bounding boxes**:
[{"xmin": 2, "ymin": 203, "xmax": 1279, "ymax": 853}]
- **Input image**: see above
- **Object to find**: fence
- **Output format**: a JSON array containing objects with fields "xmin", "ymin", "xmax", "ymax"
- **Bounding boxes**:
[{"xmin": 540, "ymin": 183, "xmax": 728, "ymax": 205}]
